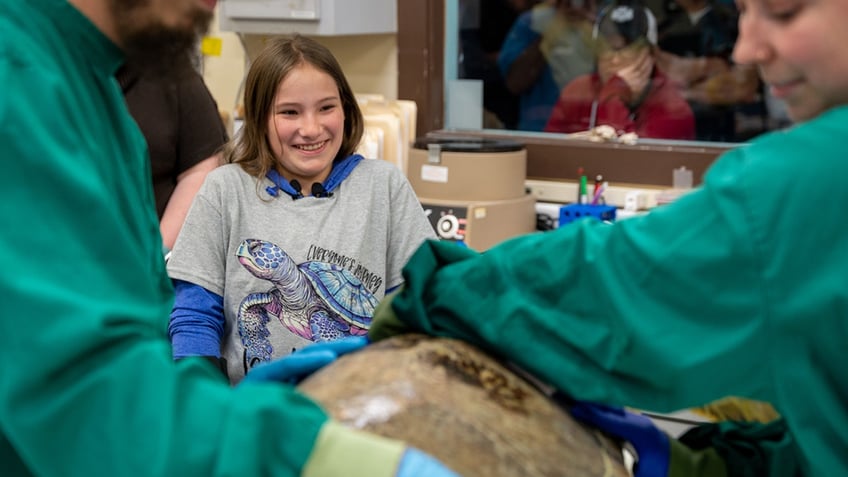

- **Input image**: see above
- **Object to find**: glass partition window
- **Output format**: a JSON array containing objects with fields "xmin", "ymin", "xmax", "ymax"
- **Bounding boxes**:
[{"xmin": 451, "ymin": 0, "xmax": 792, "ymax": 143}]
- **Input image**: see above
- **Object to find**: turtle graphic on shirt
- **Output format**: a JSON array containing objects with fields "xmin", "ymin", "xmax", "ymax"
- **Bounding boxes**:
[{"xmin": 236, "ymin": 238, "xmax": 376, "ymax": 370}]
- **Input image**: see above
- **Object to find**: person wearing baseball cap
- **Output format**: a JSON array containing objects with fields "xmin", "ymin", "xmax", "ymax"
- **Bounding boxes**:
[{"xmin": 545, "ymin": 0, "xmax": 695, "ymax": 139}]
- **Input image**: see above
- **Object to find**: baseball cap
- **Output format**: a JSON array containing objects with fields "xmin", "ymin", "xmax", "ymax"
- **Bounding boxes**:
[{"xmin": 593, "ymin": 1, "xmax": 658, "ymax": 47}]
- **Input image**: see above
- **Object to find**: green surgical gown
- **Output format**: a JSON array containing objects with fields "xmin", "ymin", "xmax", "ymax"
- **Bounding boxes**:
[
  {"xmin": 391, "ymin": 107, "xmax": 848, "ymax": 476},
  {"xmin": 0, "ymin": 0, "xmax": 332, "ymax": 475}
]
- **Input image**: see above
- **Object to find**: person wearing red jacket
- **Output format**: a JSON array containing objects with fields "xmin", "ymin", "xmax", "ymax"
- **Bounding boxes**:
[{"xmin": 544, "ymin": 1, "xmax": 695, "ymax": 140}]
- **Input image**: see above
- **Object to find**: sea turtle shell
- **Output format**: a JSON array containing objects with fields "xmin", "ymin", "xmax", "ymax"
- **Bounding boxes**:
[{"xmin": 298, "ymin": 334, "xmax": 629, "ymax": 477}]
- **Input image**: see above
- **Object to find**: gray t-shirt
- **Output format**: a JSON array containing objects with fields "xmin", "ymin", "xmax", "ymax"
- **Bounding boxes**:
[{"xmin": 167, "ymin": 159, "xmax": 435, "ymax": 383}]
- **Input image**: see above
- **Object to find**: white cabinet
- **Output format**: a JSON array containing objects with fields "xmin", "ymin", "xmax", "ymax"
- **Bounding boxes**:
[{"xmin": 219, "ymin": 0, "xmax": 397, "ymax": 35}]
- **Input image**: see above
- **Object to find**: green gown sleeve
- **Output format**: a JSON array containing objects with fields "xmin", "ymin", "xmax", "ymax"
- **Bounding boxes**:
[
  {"xmin": 392, "ymin": 145, "xmax": 774, "ymax": 413},
  {"xmin": 0, "ymin": 34, "xmax": 330, "ymax": 477},
  {"xmin": 387, "ymin": 104, "xmax": 848, "ymax": 477}
]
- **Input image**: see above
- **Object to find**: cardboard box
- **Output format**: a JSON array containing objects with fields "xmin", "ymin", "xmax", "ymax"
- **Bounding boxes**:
[
  {"xmin": 408, "ymin": 139, "xmax": 526, "ymax": 202},
  {"xmin": 421, "ymin": 194, "xmax": 537, "ymax": 251}
]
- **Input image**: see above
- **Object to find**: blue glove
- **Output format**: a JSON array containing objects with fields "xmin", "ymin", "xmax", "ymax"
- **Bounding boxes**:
[
  {"xmin": 241, "ymin": 336, "xmax": 369, "ymax": 385},
  {"xmin": 570, "ymin": 400, "xmax": 670, "ymax": 477},
  {"xmin": 396, "ymin": 448, "xmax": 460, "ymax": 477}
]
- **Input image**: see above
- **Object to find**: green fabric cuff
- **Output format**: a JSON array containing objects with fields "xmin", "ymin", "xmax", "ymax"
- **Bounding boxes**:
[
  {"xmin": 390, "ymin": 240, "xmax": 479, "ymax": 337},
  {"xmin": 301, "ymin": 421, "xmax": 406, "ymax": 477},
  {"xmin": 368, "ymin": 289, "xmax": 408, "ymax": 342},
  {"xmin": 668, "ymin": 438, "xmax": 728, "ymax": 477}
]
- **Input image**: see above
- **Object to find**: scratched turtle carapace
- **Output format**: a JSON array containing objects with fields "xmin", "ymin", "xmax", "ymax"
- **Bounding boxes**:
[{"xmin": 298, "ymin": 334, "xmax": 629, "ymax": 477}]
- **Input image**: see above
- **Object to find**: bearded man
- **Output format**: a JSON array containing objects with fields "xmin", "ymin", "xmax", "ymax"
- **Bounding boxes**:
[{"xmin": 0, "ymin": 2, "xmax": 454, "ymax": 476}]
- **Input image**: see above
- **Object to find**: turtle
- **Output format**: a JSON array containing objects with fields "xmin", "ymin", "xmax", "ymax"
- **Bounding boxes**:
[
  {"xmin": 298, "ymin": 334, "xmax": 630, "ymax": 477},
  {"xmin": 236, "ymin": 238, "xmax": 377, "ymax": 369}
]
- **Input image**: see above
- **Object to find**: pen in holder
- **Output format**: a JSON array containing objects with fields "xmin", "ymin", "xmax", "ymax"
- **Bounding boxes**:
[{"xmin": 559, "ymin": 204, "xmax": 617, "ymax": 227}]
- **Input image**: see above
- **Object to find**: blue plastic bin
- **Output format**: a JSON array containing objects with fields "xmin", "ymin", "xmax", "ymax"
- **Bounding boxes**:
[{"xmin": 559, "ymin": 204, "xmax": 617, "ymax": 227}]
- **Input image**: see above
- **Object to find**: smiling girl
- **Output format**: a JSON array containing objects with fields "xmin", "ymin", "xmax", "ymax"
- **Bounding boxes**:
[{"xmin": 166, "ymin": 35, "xmax": 435, "ymax": 384}]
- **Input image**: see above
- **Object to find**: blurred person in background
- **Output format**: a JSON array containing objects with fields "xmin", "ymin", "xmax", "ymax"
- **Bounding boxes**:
[
  {"xmin": 498, "ymin": 0, "xmax": 598, "ymax": 130},
  {"xmin": 545, "ymin": 0, "xmax": 695, "ymax": 139},
  {"xmin": 651, "ymin": 0, "xmax": 761, "ymax": 141},
  {"xmin": 118, "ymin": 56, "xmax": 228, "ymax": 251},
  {"xmin": 457, "ymin": 0, "xmax": 538, "ymax": 129}
]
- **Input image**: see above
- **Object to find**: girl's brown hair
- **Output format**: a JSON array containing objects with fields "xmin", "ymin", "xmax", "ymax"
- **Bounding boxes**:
[{"xmin": 222, "ymin": 35, "xmax": 365, "ymax": 183}]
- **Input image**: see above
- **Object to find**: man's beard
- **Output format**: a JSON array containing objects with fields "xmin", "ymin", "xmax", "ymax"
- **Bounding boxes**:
[{"xmin": 111, "ymin": 1, "xmax": 213, "ymax": 78}]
